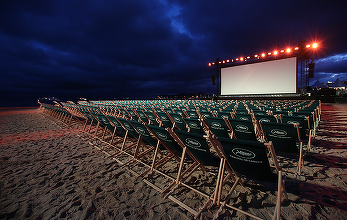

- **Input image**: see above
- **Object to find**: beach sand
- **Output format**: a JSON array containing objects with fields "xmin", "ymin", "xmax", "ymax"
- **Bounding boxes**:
[{"xmin": 1, "ymin": 104, "xmax": 347, "ymax": 219}]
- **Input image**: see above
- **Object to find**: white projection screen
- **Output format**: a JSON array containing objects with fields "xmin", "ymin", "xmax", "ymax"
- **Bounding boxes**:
[{"xmin": 220, "ymin": 57, "xmax": 297, "ymax": 95}]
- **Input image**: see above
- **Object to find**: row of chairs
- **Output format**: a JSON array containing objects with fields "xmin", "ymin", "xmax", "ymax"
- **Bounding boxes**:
[
  {"xmin": 58, "ymin": 99, "xmax": 320, "ymax": 178},
  {"xmin": 39, "ymin": 99, "xmax": 320, "ymax": 219}
]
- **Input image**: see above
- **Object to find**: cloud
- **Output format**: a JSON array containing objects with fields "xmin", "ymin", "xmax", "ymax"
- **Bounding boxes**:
[{"xmin": 0, "ymin": 0, "xmax": 346, "ymax": 106}]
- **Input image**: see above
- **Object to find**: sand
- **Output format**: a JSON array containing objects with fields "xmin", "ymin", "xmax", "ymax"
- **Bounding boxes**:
[{"xmin": 0, "ymin": 104, "xmax": 347, "ymax": 219}]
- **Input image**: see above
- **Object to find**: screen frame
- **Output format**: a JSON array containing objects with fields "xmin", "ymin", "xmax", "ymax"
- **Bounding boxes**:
[{"xmin": 219, "ymin": 57, "xmax": 298, "ymax": 96}]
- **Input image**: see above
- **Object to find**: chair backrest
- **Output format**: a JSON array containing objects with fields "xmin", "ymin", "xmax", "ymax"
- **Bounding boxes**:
[
  {"xmin": 184, "ymin": 118, "xmax": 206, "ymax": 135},
  {"xmin": 281, "ymin": 115, "xmax": 308, "ymax": 140},
  {"xmin": 217, "ymin": 137, "xmax": 277, "ymax": 182},
  {"xmin": 156, "ymin": 112, "xmax": 174, "ymax": 128},
  {"xmin": 130, "ymin": 121, "xmax": 158, "ymax": 147},
  {"xmin": 184, "ymin": 110, "xmax": 200, "ymax": 119},
  {"xmin": 168, "ymin": 112, "xmax": 188, "ymax": 131},
  {"xmin": 106, "ymin": 115, "xmax": 126, "ymax": 137},
  {"xmin": 261, "ymin": 122, "xmax": 299, "ymax": 153},
  {"xmin": 94, "ymin": 113, "xmax": 114, "ymax": 132},
  {"xmin": 146, "ymin": 124, "xmax": 183, "ymax": 154},
  {"xmin": 174, "ymin": 130, "xmax": 219, "ymax": 167},
  {"xmin": 233, "ymin": 113, "xmax": 253, "ymax": 121},
  {"xmin": 137, "ymin": 110, "xmax": 150, "ymax": 124},
  {"xmin": 204, "ymin": 117, "xmax": 231, "ymax": 138},
  {"xmin": 143, "ymin": 111, "xmax": 160, "ymax": 126},
  {"xmin": 254, "ymin": 114, "xmax": 278, "ymax": 123},
  {"xmin": 291, "ymin": 112, "xmax": 313, "ymax": 130},
  {"xmin": 228, "ymin": 118, "xmax": 258, "ymax": 141},
  {"xmin": 117, "ymin": 118, "xmax": 140, "ymax": 139}
]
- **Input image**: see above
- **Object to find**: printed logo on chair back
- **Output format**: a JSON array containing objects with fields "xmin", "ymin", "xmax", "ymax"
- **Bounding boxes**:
[
  {"xmin": 260, "ymin": 118, "xmax": 270, "ymax": 123},
  {"xmin": 287, "ymin": 120, "xmax": 298, "ymax": 125},
  {"xmin": 156, "ymin": 132, "xmax": 171, "ymax": 142},
  {"xmin": 173, "ymin": 116, "xmax": 182, "ymax": 123},
  {"xmin": 189, "ymin": 112, "xmax": 198, "ymax": 117},
  {"xmin": 124, "ymin": 123, "xmax": 133, "ymax": 131},
  {"xmin": 239, "ymin": 116, "xmax": 249, "ymax": 121},
  {"xmin": 136, "ymin": 127, "xmax": 149, "ymax": 137},
  {"xmin": 160, "ymin": 115, "xmax": 169, "ymax": 121},
  {"xmin": 270, "ymin": 129, "xmax": 287, "ymax": 137},
  {"xmin": 185, "ymin": 138, "xmax": 206, "ymax": 152},
  {"xmin": 211, "ymin": 122, "xmax": 224, "ymax": 130},
  {"xmin": 232, "ymin": 148, "xmax": 256, "ymax": 159},
  {"xmin": 188, "ymin": 122, "xmax": 199, "ymax": 129},
  {"xmin": 235, "ymin": 124, "xmax": 249, "ymax": 133}
]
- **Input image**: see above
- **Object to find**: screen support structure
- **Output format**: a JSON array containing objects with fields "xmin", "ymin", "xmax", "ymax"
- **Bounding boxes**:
[
  {"xmin": 298, "ymin": 41, "xmax": 311, "ymax": 95},
  {"xmin": 215, "ymin": 58, "xmax": 221, "ymax": 96},
  {"xmin": 212, "ymin": 41, "xmax": 315, "ymax": 97}
]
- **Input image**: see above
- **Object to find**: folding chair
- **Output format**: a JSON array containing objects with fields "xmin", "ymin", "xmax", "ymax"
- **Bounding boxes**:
[
  {"xmin": 233, "ymin": 113, "xmax": 253, "ymax": 121},
  {"xmin": 227, "ymin": 118, "xmax": 260, "ymax": 142},
  {"xmin": 260, "ymin": 122, "xmax": 304, "ymax": 176},
  {"xmin": 143, "ymin": 111, "xmax": 160, "ymax": 126},
  {"xmin": 156, "ymin": 111, "xmax": 174, "ymax": 128},
  {"xmin": 184, "ymin": 118, "xmax": 206, "ymax": 135},
  {"xmin": 144, "ymin": 125, "xmax": 203, "ymax": 194},
  {"xmin": 168, "ymin": 129, "xmax": 236, "ymax": 217},
  {"xmin": 281, "ymin": 115, "xmax": 312, "ymax": 150},
  {"xmin": 184, "ymin": 110, "xmax": 200, "ymax": 119},
  {"xmin": 203, "ymin": 116, "xmax": 232, "ymax": 138},
  {"xmin": 166, "ymin": 112, "xmax": 188, "ymax": 131},
  {"xmin": 209, "ymin": 137, "xmax": 288, "ymax": 220}
]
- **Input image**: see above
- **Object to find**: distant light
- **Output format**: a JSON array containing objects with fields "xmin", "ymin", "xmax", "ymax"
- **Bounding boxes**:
[
  {"xmin": 222, "ymin": 60, "xmax": 225, "ymax": 63},
  {"xmin": 312, "ymin": 43, "xmax": 318, "ymax": 48},
  {"xmin": 255, "ymin": 54, "xmax": 258, "ymax": 58},
  {"xmin": 236, "ymin": 58, "xmax": 239, "ymax": 61},
  {"xmin": 226, "ymin": 59, "xmax": 230, "ymax": 62},
  {"xmin": 280, "ymin": 50, "xmax": 284, "ymax": 53},
  {"xmin": 247, "ymin": 56, "xmax": 250, "ymax": 59},
  {"xmin": 218, "ymin": 61, "xmax": 222, "ymax": 64},
  {"xmin": 294, "ymin": 47, "xmax": 299, "ymax": 50},
  {"xmin": 212, "ymin": 62, "xmax": 215, "ymax": 65},
  {"xmin": 240, "ymin": 57, "xmax": 244, "ymax": 61},
  {"xmin": 208, "ymin": 63, "xmax": 212, "ymax": 66},
  {"xmin": 268, "ymin": 52, "xmax": 271, "ymax": 55},
  {"xmin": 274, "ymin": 51, "xmax": 278, "ymax": 55},
  {"xmin": 261, "ymin": 53, "xmax": 265, "ymax": 57},
  {"xmin": 232, "ymin": 59, "xmax": 234, "ymax": 62},
  {"xmin": 306, "ymin": 44, "xmax": 311, "ymax": 48},
  {"xmin": 286, "ymin": 48, "xmax": 291, "ymax": 53}
]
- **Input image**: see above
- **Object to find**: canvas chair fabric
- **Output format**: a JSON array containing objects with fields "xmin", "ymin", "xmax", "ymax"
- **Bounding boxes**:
[
  {"xmin": 203, "ymin": 117, "xmax": 232, "ymax": 138},
  {"xmin": 227, "ymin": 118, "xmax": 259, "ymax": 142},
  {"xmin": 184, "ymin": 118, "xmax": 206, "ymax": 135},
  {"xmin": 210, "ymin": 137, "xmax": 287, "ymax": 220},
  {"xmin": 261, "ymin": 121, "xmax": 304, "ymax": 176},
  {"xmin": 167, "ymin": 112, "xmax": 188, "ymax": 131}
]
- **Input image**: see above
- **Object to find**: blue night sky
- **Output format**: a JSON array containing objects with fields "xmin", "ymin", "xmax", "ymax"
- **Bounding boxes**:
[{"xmin": 0, "ymin": 0, "xmax": 346, "ymax": 107}]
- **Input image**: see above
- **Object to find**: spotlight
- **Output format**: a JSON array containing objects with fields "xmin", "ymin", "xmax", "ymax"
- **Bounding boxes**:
[
  {"xmin": 273, "ymin": 51, "xmax": 278, "ymax": 55},
  {"xmin": 312, "ymin": 43, "xmax": 318, "ymax": 48},
  {"xmin": 240, "ymin": 57, "xmax": 244, "ymax": 61},
  {"xmin": 261, "ymin": 53, "xmax": 265, "ymax": 57},
  {"xmin": 208, "ymin": 63, "xmax": 212, "ymax": 66},
  {"xmin": 306, "ymin": 44, "xmax": 311, "ymax": 48},
  {"xmin": 286, "ymin": 48, "xmax": 291, "ymax": 53},
  {"xmin": 294, "ymin": 47, "xmax": 299, "ymax": 50},
  {"xmin": 268, "ymin": 52, "xmax": 271, "ymax": 55}
]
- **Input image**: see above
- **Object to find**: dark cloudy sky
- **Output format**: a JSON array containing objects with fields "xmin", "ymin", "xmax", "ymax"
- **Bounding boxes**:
[{"xmin": 1, "ymin": 0, "xmax": 346, "ymax": 107}]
